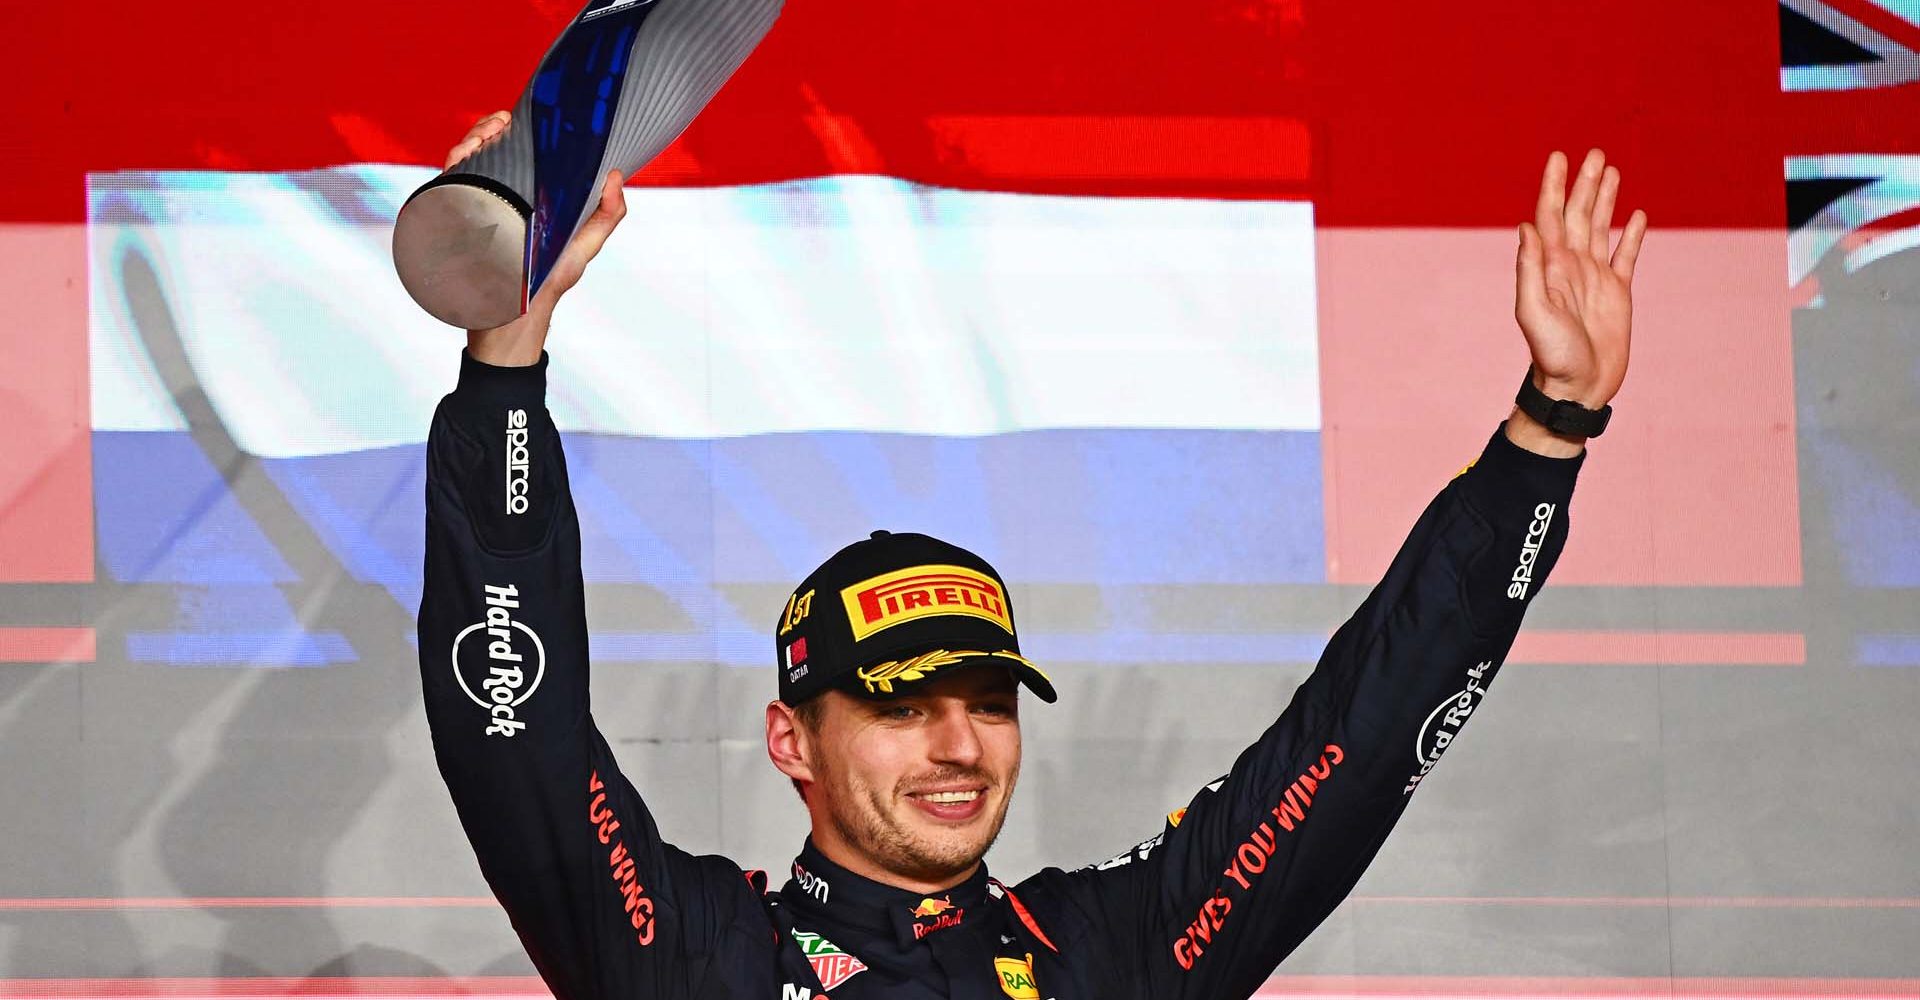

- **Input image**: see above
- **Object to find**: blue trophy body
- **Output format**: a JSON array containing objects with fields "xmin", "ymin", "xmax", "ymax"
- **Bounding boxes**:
[{"xmin": 393, "ymin": 0, "xmax": 782, "ymax": 329}]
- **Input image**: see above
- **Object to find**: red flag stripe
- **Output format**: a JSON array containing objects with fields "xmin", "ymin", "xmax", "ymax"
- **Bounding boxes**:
[{"xmin": 17, "ymin": 2, "xmax": 1791, "ymax": 225}]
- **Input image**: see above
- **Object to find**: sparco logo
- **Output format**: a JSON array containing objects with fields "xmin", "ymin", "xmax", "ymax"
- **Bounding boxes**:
[
  {"xmin": 452, "ymin": 583, "xmax": 546, "ymax": 737},
  {"xmin": 1507, "ymin": 502, "xmax": 1555, "ymax": 599},
  {"xmin": 505, "ymin": 409, "xmax": 531, "ymax": 515},
  {"xmin": 1403, "ymin": 660, "xmax": 1492, "ymax": 794}
]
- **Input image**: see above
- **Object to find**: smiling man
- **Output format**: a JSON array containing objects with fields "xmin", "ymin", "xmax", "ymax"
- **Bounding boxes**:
[
  {"xmin": 419, "ymin": 113, "xmax": 1647, "ymax": 999},
  {"xmin": 764, "ymin": 533, "xmax": 1048, "ymax": 903}
]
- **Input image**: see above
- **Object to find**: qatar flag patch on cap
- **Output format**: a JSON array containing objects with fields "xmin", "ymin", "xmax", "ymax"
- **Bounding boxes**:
[{"xmin": 785, "ymin": 637, "xmax": 810, "ymax": 684}]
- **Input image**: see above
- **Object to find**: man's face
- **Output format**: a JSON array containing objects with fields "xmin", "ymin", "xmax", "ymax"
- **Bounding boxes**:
[{"xmin": 801, "ymin": 664, "xmax": 1023, "ymax": 885}]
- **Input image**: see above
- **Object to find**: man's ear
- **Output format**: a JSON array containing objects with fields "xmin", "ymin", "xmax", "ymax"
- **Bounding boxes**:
[{"xmin": 766, "ymin": 700, "xmax": 815, "ymax": 785}]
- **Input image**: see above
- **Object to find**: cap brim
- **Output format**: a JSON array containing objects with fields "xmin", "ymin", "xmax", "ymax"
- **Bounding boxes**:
[
  {"xmin": 1000, "ymin": 654, "xmax": 1058, "ymax": 704},
  {"xmin": 846, "ymin": 648, "xmax": 1057, "ymax": 704}
]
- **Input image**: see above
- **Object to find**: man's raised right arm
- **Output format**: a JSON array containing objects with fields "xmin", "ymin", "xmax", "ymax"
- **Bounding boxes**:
[
  {"xmin": 415, "ymin": 114, "xmax": 737, "ymax": 998},
  {"xmin": 420, "ymin": 348, "xmax": 701, "ymax": 998}
]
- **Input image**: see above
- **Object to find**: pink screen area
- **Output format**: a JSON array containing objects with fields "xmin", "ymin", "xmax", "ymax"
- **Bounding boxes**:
[{"xmin": 1317, "ymin": 228, "xmax": 1801, "ymax": 587}]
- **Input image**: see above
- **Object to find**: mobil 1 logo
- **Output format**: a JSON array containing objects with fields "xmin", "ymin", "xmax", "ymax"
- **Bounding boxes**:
[{"xmin": 452, "ymin": 583, "xmax": 547, "ymax": 737}]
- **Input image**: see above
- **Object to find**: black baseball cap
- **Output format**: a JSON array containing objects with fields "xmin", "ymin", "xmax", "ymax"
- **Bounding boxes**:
[{"xmin": 774, "ymin": 531, "xmax": 1057, "ymax": 706}]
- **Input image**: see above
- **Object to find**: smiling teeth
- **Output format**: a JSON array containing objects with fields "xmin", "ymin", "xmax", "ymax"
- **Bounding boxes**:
[{"xmin": 920, "ymin": 791, "xmax": 979, "ymax": 803}]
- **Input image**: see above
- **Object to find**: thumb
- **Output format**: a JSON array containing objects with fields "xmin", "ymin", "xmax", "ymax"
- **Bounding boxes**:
[
  {"xmin": 533, "ymin": 170, "xmax": 629, "ymax": 306},
  {"xmin": 1515, "ymin": 221, "xmax": 1548, "ymax": 321},
  {"xmin": 564, "ymin": 170, "xmax": 628, "ymax": 270}
]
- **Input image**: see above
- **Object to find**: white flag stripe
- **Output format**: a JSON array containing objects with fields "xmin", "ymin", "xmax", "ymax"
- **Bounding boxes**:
[{"xmin": 90, "ymin": 168, "xmax": 1319, "ymax": 457}]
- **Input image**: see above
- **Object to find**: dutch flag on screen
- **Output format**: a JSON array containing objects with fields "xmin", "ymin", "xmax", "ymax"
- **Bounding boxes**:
[{"xmin": 84, "ymin": 168, "xmax": 1329, "ymax": 667}]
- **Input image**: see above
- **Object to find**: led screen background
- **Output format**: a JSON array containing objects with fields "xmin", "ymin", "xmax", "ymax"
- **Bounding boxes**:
[{"xmin": 3, "ymin": 0, "xmax": 1919, "ymax": 994}]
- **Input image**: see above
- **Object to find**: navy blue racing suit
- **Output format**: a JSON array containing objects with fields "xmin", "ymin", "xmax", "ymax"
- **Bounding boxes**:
[{"xmin": 418, "ymin": 351, "xmax": 1582, "ymax": 999}]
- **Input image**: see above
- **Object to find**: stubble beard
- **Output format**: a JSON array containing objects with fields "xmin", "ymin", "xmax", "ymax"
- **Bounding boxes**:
[{"xmin": 829, "ymin": 766, "xmax": 1019, "ymax": 884}]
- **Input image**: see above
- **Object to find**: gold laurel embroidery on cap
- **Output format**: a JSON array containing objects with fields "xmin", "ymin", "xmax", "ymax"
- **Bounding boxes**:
[
  {"xmin": 858, "ymin": 649, "xmax": 976, "ymax": 693},
  {"xmin": 857, "ymin": 649, "xmax": 980, "ymax": 694},
  {"xmin": 856, "ymin": 649, "xmax": 1044, "ymax": 694}
]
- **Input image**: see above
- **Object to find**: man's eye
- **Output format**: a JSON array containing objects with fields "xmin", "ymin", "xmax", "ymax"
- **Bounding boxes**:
[
  {"xmin": 883, "ymin": 705, "xmax": 918, "ymax": 720},
  {"xmin": 973, "ymin": 702, "xmax": 1016, "ymax": 718}
]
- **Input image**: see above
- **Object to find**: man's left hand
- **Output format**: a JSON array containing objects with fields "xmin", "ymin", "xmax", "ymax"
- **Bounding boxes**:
[{"xmin": 1508, "ymin": 148, "xmax": 1649, "ymax": 455}]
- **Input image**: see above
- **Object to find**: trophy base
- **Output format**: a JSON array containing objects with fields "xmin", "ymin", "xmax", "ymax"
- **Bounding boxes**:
[{"xmin": 392, "ymin": 178, "xmax": 530, "ymax": 330}]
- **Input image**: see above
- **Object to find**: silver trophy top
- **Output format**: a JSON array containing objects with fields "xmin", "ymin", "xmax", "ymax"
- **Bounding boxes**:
[{"xmin": 393, "ymin": 0, "xmax": 783, "ymax": 329}]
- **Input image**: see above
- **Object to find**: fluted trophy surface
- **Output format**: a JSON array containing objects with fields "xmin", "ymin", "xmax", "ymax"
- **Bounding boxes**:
[{"xmin": 393, "ymin": 0, "xmax": 783, "ymax": 329}]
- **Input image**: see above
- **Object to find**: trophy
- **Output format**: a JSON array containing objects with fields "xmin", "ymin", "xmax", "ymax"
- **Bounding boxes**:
[{"xmin": 393, "ymin": 0, "xmax": 783, "ymax": 330}]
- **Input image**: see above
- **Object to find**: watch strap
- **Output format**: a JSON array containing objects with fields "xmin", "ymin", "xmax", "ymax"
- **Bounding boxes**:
[{"xmin": 1515, "ymin": 370, "xmax": 1611, "ymax": 438}]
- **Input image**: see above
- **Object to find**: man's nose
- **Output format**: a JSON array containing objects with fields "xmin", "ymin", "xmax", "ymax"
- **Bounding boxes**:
[{"xmin": 926, "ymin": 702, "xmax": 984, "ymax": 767}]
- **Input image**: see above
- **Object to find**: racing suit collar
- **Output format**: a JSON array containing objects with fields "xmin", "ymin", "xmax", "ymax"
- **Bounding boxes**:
[{"xmin": 781, "ymin": 838, "xmax": 992, "ymax": 950}]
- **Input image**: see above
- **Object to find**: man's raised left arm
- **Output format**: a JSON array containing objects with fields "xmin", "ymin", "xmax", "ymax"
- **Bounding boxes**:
[{"xmin": 1027, "ymin": 149, "xmax": 1648, "ymax": 1000}]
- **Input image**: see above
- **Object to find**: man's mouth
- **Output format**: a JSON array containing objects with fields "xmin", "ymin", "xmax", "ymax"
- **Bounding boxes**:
[
  {"xmin": 916, "ymin": 790, "xmax": 980, "ymax": 804},
  {"xmin": 905, "ymin": 787, "xmax": 988, "ymax": 821}
]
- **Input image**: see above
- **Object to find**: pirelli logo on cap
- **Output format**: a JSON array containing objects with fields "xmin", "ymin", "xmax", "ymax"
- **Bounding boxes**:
[{"xmin": 841, "ymin": 564, "xmax": 1013, "ymax": 641}]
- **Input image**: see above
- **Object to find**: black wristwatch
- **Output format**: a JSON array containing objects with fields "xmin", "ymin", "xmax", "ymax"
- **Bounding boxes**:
[{"xmin": 1515, "ymin": 369, "xmax": 1611, "ymax": 438}]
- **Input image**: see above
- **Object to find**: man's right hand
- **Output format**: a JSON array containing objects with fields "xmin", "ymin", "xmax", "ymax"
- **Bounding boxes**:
[{"xmin": 450, "ymin": 111, "xmax": 630, "ymax": 367}]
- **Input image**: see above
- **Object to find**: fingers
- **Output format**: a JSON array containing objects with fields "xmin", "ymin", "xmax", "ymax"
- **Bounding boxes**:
[
  {"xmin": 1590, "ymin": 165, "xmax": 1619, "ymax": 260},
  {"xmin": 1563, "ymin": 148, "xmax": 1605, "ymax": 256},
  {"xmin": 469, "ymin": 109, "xmax": 510, "ymax": 134},
  {"xmin": 443, "ymin": 110, "xmax": 512, "ymax": 170},
  {"xmin": 1535, "ymin": 151, "xmax": 1568, "ymax": 247},
  {"xmin": 1611, "ymin": 208, "xmax": 1649, "ymax": 282}
]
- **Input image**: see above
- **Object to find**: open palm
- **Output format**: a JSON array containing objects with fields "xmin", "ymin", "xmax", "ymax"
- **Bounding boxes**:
[{"xmin": 1517, "ymin": 149, "xmax": 1648, "ymax": 408}]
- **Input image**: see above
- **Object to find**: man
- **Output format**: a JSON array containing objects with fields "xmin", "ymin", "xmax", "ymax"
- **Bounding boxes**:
[{"xmin": 420, "ymin": 111, "xmax": 1647, "ymax": 999}]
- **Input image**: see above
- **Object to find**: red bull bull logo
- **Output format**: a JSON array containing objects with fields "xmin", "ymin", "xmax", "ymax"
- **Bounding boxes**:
[
  {"xmin": 911, "ymin": 896, "xmax": 953, "ymax": 918},
  {"xmin": 908, "ymin": 895, "xmax": 965, "ymax": 939}
]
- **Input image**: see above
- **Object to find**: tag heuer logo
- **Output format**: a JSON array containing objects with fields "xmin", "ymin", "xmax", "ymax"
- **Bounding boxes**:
[{"xmin": 790, "ymin": 930, "xmax": 868, "ymax": 990}]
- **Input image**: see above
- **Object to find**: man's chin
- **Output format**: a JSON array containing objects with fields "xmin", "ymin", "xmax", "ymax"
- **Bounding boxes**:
[
  {"xmin": 888, "ymin": 842, "xmax": 990, "ymax": 884},
  {"xmin": 887, "ymin": 806, "xmax": 1003, "ymax": 876}
]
